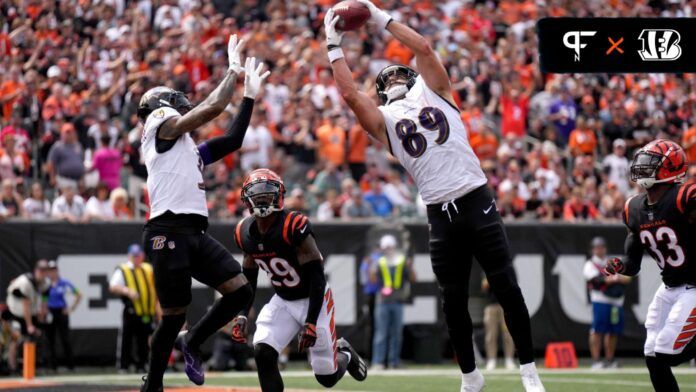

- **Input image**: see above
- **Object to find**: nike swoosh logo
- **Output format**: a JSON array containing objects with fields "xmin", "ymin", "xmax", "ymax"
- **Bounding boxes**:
[
  {"xmin": 300, "ymin": 225, "xmax": 307, "ymax": 234},
  {"xmin": 483, "ymin": 199, "xmax": 496, "ymax": 214}
]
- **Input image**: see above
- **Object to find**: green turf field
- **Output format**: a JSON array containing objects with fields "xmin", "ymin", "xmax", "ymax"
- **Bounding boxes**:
[{"xmin": 21, "ymin": 367, "xmax": 696, "ymax": 391}]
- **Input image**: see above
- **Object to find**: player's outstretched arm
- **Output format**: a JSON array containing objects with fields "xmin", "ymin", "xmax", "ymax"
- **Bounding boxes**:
[
  {"xmin": 324, "ymin": 9, "xmax": 388, "ymax": 146},
  {"xmin": 159, "ymin": 35, "xmax": 246, "ymax": 140},
  {"xmin": 357, "ymin": 0, "xmax": 453, "ymax": 104},
  {"xmin": 198, "ymin": 57, "xmax": 270, "ymax": 165}
]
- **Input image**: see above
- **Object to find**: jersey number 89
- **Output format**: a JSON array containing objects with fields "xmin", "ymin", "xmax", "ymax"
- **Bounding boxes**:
[{"xmin": 395, "ymin": 107, "xmax": 450, "ymax": 158}]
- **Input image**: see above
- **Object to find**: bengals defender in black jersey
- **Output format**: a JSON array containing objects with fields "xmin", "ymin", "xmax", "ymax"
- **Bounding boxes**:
[
  {"xmin": 230, "ymin": 169, "xmax": 366, "ymax": 392},
  {"xmin": 603, "ymin": 139, "xmax": 694, "ymax": 391}
]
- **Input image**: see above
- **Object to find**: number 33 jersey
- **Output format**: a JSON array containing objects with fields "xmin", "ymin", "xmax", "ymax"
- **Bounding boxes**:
[
  {"xmin": 234, "ymin": 210, "xmax": 313, "ymax": 300},
  {"xmin": 378, "ymin": 76, "xmax": 487, "ymax": 204},
  {"xmin": 624, "ymin": 179, "xmax": 696, "ymax": 286}
]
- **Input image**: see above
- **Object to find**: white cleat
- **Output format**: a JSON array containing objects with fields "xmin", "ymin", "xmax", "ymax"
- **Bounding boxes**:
[
  {"xmin": 520, "ymin": 362, "xmax": 545, "ymax": 392},
  {"xmin": 461, "ymin": 368, "xmax": 485, "ymax": 392}
]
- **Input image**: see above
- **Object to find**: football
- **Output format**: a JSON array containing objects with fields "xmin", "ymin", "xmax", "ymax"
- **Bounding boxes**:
[{"xmin": 332, "ymin": 0, "xmax": 370, "ymax": 31}]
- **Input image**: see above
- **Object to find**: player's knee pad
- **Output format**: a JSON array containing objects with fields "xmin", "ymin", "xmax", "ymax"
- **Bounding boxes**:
[
  {"xmin": 254, "ymin": 343, "xmax": 278, "ymax": 368},
  {"xmin": 315, "ymin": 372, "xmax": 340, "ymax": 388}
]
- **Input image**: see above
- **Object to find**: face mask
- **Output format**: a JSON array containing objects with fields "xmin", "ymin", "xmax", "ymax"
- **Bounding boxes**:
[{"xmin": 385, "ymin": 83, "xmax": 409, "ymax": 105}]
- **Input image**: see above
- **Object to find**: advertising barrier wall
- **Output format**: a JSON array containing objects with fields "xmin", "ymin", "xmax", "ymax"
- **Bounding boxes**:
[{"xmin": 0, "ymin": 221, "xmax": 659, "ymax": 364}]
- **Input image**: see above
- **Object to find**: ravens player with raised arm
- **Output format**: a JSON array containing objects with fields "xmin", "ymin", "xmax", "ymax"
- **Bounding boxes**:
[
  {"xmin": 603, "ymin": 139, "xmax": 694, "ymax": 391},
  {"xmin": 324, "ymin": 3, "xmax": 543, "ymax": 391},
  {"xmin": 137, "ymin": 35, "xmax": 270, "ymax": 392},
  {"xmin": 230, "ymin": 169, "xmax": 367, "ymax": 392}
]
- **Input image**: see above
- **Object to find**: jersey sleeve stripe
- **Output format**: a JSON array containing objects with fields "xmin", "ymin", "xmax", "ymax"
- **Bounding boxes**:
[
  {"xmin": 623, "ymin": 195, "xmax": 636, "ymax": 226},
  {"xmin": 234, "ymin": 219, "xmax": 244, "ymax": 250},
  {"xmin": 282, "ymin": 213, "xmax": 295, "ymax": 245},
  {"xmin": 291, "ymin": 214, "xmax": 303, "ymax": 232},
  {"xmin": 677, "ymin": 183, "xmax": 688, "ymax": 213}
]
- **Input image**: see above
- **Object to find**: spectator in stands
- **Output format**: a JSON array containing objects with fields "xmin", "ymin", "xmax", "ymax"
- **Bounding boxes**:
[
  {"xmin": 317, "ymin": 189, "xmax": 340, "ymax": 221},
  {"xmin": 315, "ymin": 112, "xmax": 346, "ymax": 166},
  {"xmin": 46, "ymin": 123, "xmax": 85, "ymax": 189},
  {"xmin": 470, "ymin": 126, "xmax": 499, "ymax": 161},
  {"xmin": 285, "ymin": 188, "xmax": 310, "ymax": 216},
  {"xmin": 341, "ymin": 189, "xmax": 374, "ymax": 219},
  {"xmin": 683, "ymin": 120, "xmax": 696, "ymax": 165},
  {"xmin": 313, "ymin": 161, "xmax": 344, "ymax": 195},
  {"xmin": 45, "ymin": 260, "xmax": 81, "ymax": 372},
  {"xmin": 109, "ymin": 244, "xmax": 157, "ymax": 374},
  {"xmin": 348, "ymin": 124, "xmax": 369, "ymax": 182},
  {"xmin": 110, "ymin": 187, "xmax": 133, "ymax": 220},
  {"xmin": 85, "ymin": 182, "xmax": 114, "ymax": 221},
  {"xmin": 568, "ymin": 116, "xmax": 598, "ymax": 157},
  {"xmin": 87, "ymin": 112, "xmax": 118, "ymax": 149},
  {"xmin": 239, "ymin": 111, "xmax": 273, "ymax": 171},
  {"xmin": 584, "ymin": 237, "xmax": 630, "ymax": 369},
  {"xmin": 482, "ymin": 276, "xmax": 515, "ymax": 370},
  {"xmin": 563, "ymin": 187, "xmax": 599, "ymax": 222},
  {"xmin": 0, "ymin": 130, "xmax": 28, "ymax": 181},
  {"xmin": 602, "ymin": 139, "xmax": 630, "ymax": 194},
  {"xmin": 364, "ymin": 181, "xmax": 393, "ymax": 218},
  {"xmin": 23, "ymin": 183, "xmax": 51, "ymax": 219},
  {"xmin": 90, "ymin": 134, "xmax": 122, "ymax": 191},
  {"xmin": 499, "ymin": 87, "xmax": 530, "ymax": 139},
  {"xmin": 51, "ymin": 185, "xmax": 85, "ymax": 223},
  {"xmin": 549, "ymin": 87, "xmax": 577, "ymax": 145},
  {"xmin": 369, "ymin": 235, "xmax": 415, "ymax": 370},
  {"xmin": 3, "ymin": 259, "xmax": 50, "ymax": 337},
  {"xmin": 498, "ymin": 161, "xmax": 530, "ymax": 201},
  {"xmin": 1, "ymin": 179, "xmax": 24, "ymax": 218}
]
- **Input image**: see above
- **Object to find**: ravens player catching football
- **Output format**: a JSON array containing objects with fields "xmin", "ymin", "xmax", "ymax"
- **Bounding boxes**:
[
  {"xmin": 137, "ymin": 35, "xmax": 269, "ymax": 391},
  {"xmin": 324, "ymin": 2, "xmax": 543, "ymax": 391},
  {"xmin": 603, "ymin": 139, "xmax": 694, "ymax": 391},
  {"xmin": 230, "ymin": 169, "xmax": 367, "ymax": 391}
]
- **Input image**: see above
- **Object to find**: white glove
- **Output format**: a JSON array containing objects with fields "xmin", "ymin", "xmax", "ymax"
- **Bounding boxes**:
[
  {"xmin": 356, "ymin": 0, "xmax": 392, "ymax": 30},
  {"xmin": 243, "ymin": 57, "xmax": 270, "ymax": 99},
  {"xmin": 227, "ymin": 34, "xmax": 246, "ymax": 74},
  {"xmin": 324, "ymin": 8, "xmax": 344, "ymax": 48}
]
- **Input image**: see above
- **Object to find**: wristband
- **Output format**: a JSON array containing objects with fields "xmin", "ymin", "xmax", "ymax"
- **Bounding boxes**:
[{"xmin": 328, "ymin": 48, "xmax": 344, "ymax": 63}]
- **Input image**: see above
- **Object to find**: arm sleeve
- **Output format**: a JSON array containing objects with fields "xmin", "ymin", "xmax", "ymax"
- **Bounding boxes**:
[
  {"xmin": 301, "ymin": 259, "xmax": 326, "ymax": 325},
  {"xmin": 240, "ymin": 266, "xmax": 258, "ymax": 317},
  {"xmin": 197, "ymin": 97, "xmax": 254, "ymax": 165},
  {"xmin": 622, "ymin": 231, "xmax": 644, "ymax": 276}
]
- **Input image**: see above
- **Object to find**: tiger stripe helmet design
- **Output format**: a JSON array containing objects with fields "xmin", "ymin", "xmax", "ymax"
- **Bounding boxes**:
[
  {"xmin": 630, "ymin": 139, "xmax": 688, "ymax": 189},
  {"xmin": 241, "ymin": 169, "xmax": 286, "ymax": 218}
]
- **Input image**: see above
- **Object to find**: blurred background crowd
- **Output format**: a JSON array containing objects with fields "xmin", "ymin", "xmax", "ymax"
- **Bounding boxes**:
[{"xmin": 1, "ymin": 0, "xmax": 695, "ymax": 223}]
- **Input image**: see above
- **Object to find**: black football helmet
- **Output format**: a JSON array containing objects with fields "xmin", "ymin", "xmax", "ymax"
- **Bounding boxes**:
[
  {"xmin": 137, "ymin": 86, "xmax": 194, "ymax": 122},
  {"xmin": 376, "ymin": 64, "xmax": 419, "ymax": 105}
]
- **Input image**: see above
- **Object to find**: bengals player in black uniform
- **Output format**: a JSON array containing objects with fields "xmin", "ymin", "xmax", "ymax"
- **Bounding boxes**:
[
  {"xmin": 603, "ymin": 139, "xmax": 694, "ymax": 391},
  {"xmin": 230, "ymin": 169, "xmax": 367, "ymax": 391}
]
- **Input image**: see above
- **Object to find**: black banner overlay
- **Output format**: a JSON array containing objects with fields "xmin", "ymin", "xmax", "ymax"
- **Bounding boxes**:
[{"xmin": 538, "ymin": 18, "xmax": 696, "ymax": 73}]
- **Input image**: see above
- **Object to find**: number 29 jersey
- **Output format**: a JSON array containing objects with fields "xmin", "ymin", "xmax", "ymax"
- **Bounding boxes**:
[
  {"xmin": 234, "ymin": 210, "xmax": 313, "ymax": 300},
  {"xmin": 378, "ymin": 76, "xmax": 487, "ymax": 205},
  {"xmin": 624, "ymin": 179, "xmax": 696, "ymax": 287}
]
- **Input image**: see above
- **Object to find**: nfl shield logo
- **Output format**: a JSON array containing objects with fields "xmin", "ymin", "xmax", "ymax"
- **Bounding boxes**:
[
  {"xmin": 648, "ymin": 211, "xmax": 654, "ymax": 221},
  {"xmin": 258, "ymin": 243, "xmax": 264, "ymax": 251},
  {"xmin": 168, "ymin": 241, "xmax": 176, "ymax": 249}
]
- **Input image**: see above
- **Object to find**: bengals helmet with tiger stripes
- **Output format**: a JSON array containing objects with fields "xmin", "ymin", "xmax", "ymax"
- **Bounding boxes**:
[
  {"xmin": 241, "ymin": 168, "xmax": 286, "ymax": 217},
  {"xmin": 630, "ymin": 139, "xmax": 688, "ymax": 189}
]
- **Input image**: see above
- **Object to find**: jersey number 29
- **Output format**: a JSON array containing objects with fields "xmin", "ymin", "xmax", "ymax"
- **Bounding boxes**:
[
  {"xmin": 395, "ymin": 107, "xmax": 450, "ymax": 158},
  {"xmin": 256, "ymin": 258, "xmax": 301, "ymax": 287}
]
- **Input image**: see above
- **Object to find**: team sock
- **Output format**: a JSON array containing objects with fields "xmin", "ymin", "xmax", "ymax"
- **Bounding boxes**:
[
  {"xmin": 255, "ymin": 343, "xmax": 284, "ymax": 392},
  {"xmin": 185, "ymin": 284, "xmax": 252, "ymax": 350},
  {"xmin": 646, "ymin": 356, "xmax": 679, "ymax": 392},
  {"xmin": 145, "ymin": 313, "xmax": 186, "ymax": 388}
]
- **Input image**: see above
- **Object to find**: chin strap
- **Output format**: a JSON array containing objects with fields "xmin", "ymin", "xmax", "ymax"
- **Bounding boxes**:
[{"xmin": 385, "ymin": 84, "xmax": 409, "ymax": 105}]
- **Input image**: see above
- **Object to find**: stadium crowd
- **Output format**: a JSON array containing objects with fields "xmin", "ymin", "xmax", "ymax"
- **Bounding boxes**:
[{"xmin": 0, "ymin": 0, "xmax": 695, "ymax": 223}]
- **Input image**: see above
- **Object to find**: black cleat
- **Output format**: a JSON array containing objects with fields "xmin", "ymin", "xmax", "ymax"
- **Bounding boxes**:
[
  {"xmin": 140, "ymin": 375, "xmax": 163, "ymax": 392},
  {"xmin": 337, "ymin": 338, "xmax": 367, "ymax": 381}
]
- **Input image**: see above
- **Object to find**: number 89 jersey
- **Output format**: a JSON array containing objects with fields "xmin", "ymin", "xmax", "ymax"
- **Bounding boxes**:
[
  {"xmin": 234, "ymin": 210, "xmax": 313, "ymax": 300},
  {"xmin": 378, "ymin": 76, "xmax": 487, "ymax": 205},
  {"xmin": 624, "ymin": 179, "xmax": 696, "ymax": 287}
]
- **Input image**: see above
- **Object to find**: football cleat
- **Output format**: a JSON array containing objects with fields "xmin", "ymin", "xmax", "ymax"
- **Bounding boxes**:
[
  {"xmin": 337, "ymin": 338, "xmax": 367, "ymax": 381},
  {"xmin": 174, "ymin": 331, "xmax": 205, "ymax": 385}
]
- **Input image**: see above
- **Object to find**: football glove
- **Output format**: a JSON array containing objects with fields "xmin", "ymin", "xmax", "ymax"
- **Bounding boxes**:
[
  {"xmin": 298, "ymin": 323, "xmax": 317, "ymax": 352},
  {"xmin": 227, "ymin": 34, "xmax": 246, "ymax": 74},
  {"xmin": 602, "ymin": 257, "xmax": 625, "ymax": 276},
  {"xmin": 243, "ymin": 57, "xmax": 270, "ymax": 99},
  {"xmin": 324, "ymin": 9, "xmax": 344, "ymax": 48},
  {"xmin": 356, "ymin": 0, "xmax": 393, "ymax": 30},
  {"xmin": 230, "ymin": 316, "xmax": 247, "ymax": 344}
]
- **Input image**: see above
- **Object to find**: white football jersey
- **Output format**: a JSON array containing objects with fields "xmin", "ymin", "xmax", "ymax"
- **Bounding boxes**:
[
  {"xmin": 378, "ymin": 76, "xmax": 487, "ymax": 204},
  {"xmin": 141, "ymin": 107, "xmax": 208, "ymax": 219}
]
